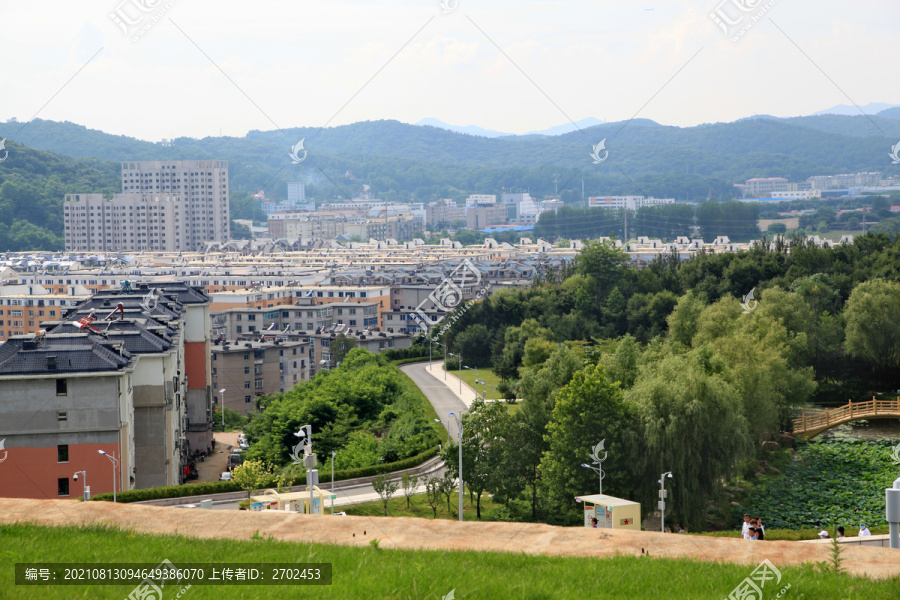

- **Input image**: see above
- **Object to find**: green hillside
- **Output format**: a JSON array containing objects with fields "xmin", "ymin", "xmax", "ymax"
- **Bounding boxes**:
[{"xmin": 0, "ymin": 112, "xmax": 898, "ymax": 251}]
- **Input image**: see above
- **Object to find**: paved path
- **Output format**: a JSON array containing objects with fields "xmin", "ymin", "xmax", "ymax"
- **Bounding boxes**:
[
  {"xmin": 400, "ymin": 362, "xmax": 470, "ymax": 437},
  {"xmin": 197, "ymin": 432, "xmax": 239, "ymax": 483}
]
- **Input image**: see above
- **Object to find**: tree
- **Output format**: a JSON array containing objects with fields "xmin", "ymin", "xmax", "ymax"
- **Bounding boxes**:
[
  {"xmin": 443, "ymin": 398, "xmax": 508, "ymax": 519},
  {"xmin": 401, "ymin": 472, "xmax": 419, "ymax": 509},
  {"xmin": 627, "ymin": 351, "xmax": 751, "ymax": 529},
  {"xmin": 231, "ymin": 460, "xmax": 275, "ymax": 499},
  {"xmin": 329, "ymin": 334, "xmax": 358, "ymax": 365},
  {"xmin": 575, "ymin": 238, "xmax": 629, "ymax": 298},
  {"xmin": 371, "ymin": 474, "xmax": 399, "ymax": 516},
  {"xmin": 666, "ymin": 292, "xmax": 706, "ymax": 347},
  {"xmin": 423, "ymin": 474, "xmax": 442, "ymax": 518},
  {"xmin": 439, "ymin": 471, "xmax": 457, "ymax": 516},
  {"xmin": 601, "ymin": 334, "xmax": 642, "ymax": 390},
  {"xmin": 540, "ymin": 363, "xmax": 637, "ymax": 522},
  {"xmin": 453, "ymin": 324, "xmax": 492, "ymax": 367},
  {"xmin": 230, "ymin": 220, "xmax": 253, "ymax": 239},
  {"xmin": 767, "ymin": 223, "xmax": 787, "ymax": 234},
  {"xmin": 844, "ymin": 279, "xmax": 900, "ymax": 382}
]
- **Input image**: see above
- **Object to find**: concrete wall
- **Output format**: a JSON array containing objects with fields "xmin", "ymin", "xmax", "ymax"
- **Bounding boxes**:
[{"xmin": 0, "ymin": 373, "xmax": 131, "ymax": 499}]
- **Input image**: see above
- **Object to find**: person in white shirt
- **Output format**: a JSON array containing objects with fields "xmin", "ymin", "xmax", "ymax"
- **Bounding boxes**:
[
  {"xmin": 740, "ymin": 514, "xmax": 752, "ymax": 539},
  {"xmin": 858, "ymin": 524, "xmax": 871, "ymax": 536},
  {"xmin": 818, "ymin": 529, "xmax": 829, "ymax": 539}
]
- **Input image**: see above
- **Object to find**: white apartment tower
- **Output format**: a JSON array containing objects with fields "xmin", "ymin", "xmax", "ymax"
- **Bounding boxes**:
[{"xmin": 64, "ymin": 160, "xmax": 229, "ymax": 252}]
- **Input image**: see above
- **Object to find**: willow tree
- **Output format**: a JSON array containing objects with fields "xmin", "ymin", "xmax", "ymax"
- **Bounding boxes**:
[
  {"xmin": 844, "ymin": 279, "xmax": 900, "ymax": 384},
  {"xmin": 627, "ymin": 351, "xmax": 751, "ymax": 529}
]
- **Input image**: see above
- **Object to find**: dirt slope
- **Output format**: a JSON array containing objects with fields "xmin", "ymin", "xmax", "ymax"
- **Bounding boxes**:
[{"xmin": 2, "ymin": 498, "xmax": 897, "ymax": 580}]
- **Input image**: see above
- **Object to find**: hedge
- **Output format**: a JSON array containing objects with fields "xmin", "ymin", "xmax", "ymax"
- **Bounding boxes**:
[{"xmin": 90, "ymin": 446, "xmax": 440, "ymax": 503}]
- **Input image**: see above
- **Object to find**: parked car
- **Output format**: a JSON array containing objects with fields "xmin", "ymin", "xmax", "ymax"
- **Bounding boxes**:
[{"xmin": 219, "ymin": 472, "xmax": 232, "ymax": 481}]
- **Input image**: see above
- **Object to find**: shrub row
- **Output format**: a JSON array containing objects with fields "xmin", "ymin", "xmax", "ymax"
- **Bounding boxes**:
[{"xmin": 90, "ymin": 446, "xmax": 440, "ymax": 503}]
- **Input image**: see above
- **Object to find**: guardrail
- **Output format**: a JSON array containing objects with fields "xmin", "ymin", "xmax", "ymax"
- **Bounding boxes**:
[{"xmin": 793, "ymin": 397, "xmax": 900, "ymax": 436}]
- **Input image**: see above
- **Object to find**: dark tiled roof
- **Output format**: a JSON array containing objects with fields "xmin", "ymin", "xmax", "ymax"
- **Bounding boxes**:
[{"xmin": 0, "ymin": 335, "xmax": 133, "ymax": 375}]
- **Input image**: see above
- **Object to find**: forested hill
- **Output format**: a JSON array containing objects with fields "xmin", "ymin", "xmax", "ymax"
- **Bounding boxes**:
[
  {"xmin": 1, "ymin": 110, "xmax": 898, "ymax": 251},
  {"xmin": 0, "ymin": 140, "xmax": 120, "ymax": 251},
  {"xmin": 1, "ymin": 111, "xmax": 898, "ymax": 206}
]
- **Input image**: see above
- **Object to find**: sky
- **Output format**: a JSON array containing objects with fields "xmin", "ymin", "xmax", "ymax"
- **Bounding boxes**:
[{"xmin": 2, "ymin": 0, "xmax": 897, "ymax": 141}]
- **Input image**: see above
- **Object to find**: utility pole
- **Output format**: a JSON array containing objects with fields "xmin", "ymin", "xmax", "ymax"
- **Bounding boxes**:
[{"xmin": 624, "ymin": 209, "xmax": 628, "ymax": 243}]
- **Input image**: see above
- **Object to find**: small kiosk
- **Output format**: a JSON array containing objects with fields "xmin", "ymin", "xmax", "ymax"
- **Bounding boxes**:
[
  {"xmin": 575, "ymin": 493, "xmax": 641, "ymax": 531},
  {"xmin": 249, "ymin": 487, "xmax": 334, "ymax": 514}
]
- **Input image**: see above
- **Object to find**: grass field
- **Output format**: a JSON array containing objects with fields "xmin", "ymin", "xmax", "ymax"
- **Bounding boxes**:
[
  {"xmin": 3, "ymin": 523, "xmax": 899, "ymax": 599},
  {"xmin": 443, "ymin": 364, "xmax": 504, "ymax": 398},
  {"xmin": 343, "ymin": 489, "xmax": 508, "ymax": 521}
]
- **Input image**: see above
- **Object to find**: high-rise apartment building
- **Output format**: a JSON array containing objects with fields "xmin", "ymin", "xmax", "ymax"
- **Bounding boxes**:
[{"xmin": 63, "ymin": 160, "xmax": 229, "ymax": 252}]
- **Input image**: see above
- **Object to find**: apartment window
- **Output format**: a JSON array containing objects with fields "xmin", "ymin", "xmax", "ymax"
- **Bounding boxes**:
[
  {"xmin": 57, "ymin": 444, "xmax": 69, "ymax": 462},
  {"xmin": 244, "ymin": 366, "xmax": 250, "ymax": 374},
  {"xmin": 58, "ymin": 478, "xmax": 70, "ymax": 497},
  {"xmin": 56, "ymin": 379, "xmax": 67, "ymax": 396},
  {"xmin": 245, "ymin": 395, "xmax": 252, "ymax": 403},
  {"xmin": 255, "ymin": 378, "xmax": 263, "ymax": 389},
  {"xmin": 236, "ymin": 326, "xmax": 242, "ymax": 333},
  {"xmin": 244, "ymin": 381, "xmax": 251, "ymax": 389},
  {"xmin": 243, "ymin": 352, "xmax": 249, "ymax": 360}
]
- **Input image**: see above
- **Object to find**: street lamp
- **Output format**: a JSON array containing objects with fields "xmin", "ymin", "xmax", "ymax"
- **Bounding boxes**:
[
  {"xmin": 98, "ymin": 450, "xmax": 118, "ymax": 503},
  {"xmin": 659, "ymin": 471, "xmax": 673, "ymax": 533},
  {"xmin": 218, "ymin": 388, "xmax": 226, "ymax": 431},
  {"xmin": 463, "ymin": 365, "xmax": 477, "ymax": 396},
  {"xmin": 449, "ymin": 411, "xmax": 463, "ymax": 522},
  {"xmin": 73, "ymin": 470, "xmax": 89, "ymax": 501},
  {"xmin": 331, "ymin": 451, "xmax": 336, "ymax": 515}
]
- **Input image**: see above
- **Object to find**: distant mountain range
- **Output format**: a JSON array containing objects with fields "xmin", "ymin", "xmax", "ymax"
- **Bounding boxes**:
[
  {"xmin": 1, "ymin": 108, "xmax": 899, "ymax": 252},
  {"xmin": 414, "ymin": 117, "xmax": 606, "ymax": 138},
  {"xmin": 812, "ymin": 102, "xmax": 899, "ymax": 117}
]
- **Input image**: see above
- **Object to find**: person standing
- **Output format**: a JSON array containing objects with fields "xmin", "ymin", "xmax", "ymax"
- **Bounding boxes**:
[
  {"xmin": 859, "ymin": 524, "xmax": 871, "ymax": 536},
  {"xmin": 741, "ymin": 514, "xmax": 752, "ymax": 540}
]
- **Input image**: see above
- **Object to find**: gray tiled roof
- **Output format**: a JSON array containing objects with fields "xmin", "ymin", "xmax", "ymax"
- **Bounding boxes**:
[{"xmin": 0, "ymin": 335, "xmax": 133, "ymax": 375}]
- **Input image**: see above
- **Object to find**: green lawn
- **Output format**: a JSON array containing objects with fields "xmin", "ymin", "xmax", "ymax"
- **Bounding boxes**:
[
  {"xmin": 443, "ymin": 364, "xmax": 504, "ymax": 399},
  {"xmin": 343, "ymin": 489, "xmax": 508, "ymax": 521},
  {"xmin": 3, "ymin": 523, "xmax": 898, "ymax": 599}
]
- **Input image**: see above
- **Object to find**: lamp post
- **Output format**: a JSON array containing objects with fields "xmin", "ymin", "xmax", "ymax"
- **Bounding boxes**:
[
  {"xmin": 449, "ymin": 411, "xmax": 463, "ymax": 522},
  {"xmin": 98, "ymin": 450, "xmax": 118, "ymax": 503},
  {"xmin": 331, "ymin": 451, "xmax": 336, "ymax": 515},
  {"xmin": 218, "ymin": 388, "xmax": 226, "ymax": 431},
  {"xmin": 73, "ymin": 470, "xmax": 88, "ymax": 501},
  {"xmin": 463, "ymin": 366, "xmax": 476, "ymax": 396},
  {"xmin": 294, "ymin": 425, "xmax": 316, "ymax": 514},
  {"xmin": 659, "ymin": 471, "xmax": 673, "ymax": 533}
]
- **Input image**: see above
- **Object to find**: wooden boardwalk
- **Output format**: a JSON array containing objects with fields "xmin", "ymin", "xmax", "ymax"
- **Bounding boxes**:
[{"xmin": 793, "ymin": 397, "xmax": 900, "ymax": 438}]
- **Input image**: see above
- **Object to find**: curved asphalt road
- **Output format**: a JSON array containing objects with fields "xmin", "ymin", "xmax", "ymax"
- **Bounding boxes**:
[
  {"xmin": 178, "ymin": 361, "xmax": 462, "ymax": 511},
  {"xmin": 401, "ymin": 361, "xmax": 467, "ymax": 441}
]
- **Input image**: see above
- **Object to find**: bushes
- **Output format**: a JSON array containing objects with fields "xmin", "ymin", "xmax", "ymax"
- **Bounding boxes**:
[
  {"xmin": 90, "ymin": 446, "xmax": 439, "ymax": 503},
  {"xmin": 90, "ymin": 480, "xmax": 242, "ymax": 503}
]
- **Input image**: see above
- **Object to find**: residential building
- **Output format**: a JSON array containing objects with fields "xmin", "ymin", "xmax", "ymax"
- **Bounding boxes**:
[
  {"xmin": 466, "ymin": 194, "xmax": 497, "ymax": 207},
  {"xmin": 426, "ymin": 199, "xmax": 466, "ymax": 227},
  {"xmin": 466, "ymin": 205, "xmax": 508, "ymax": 230},
  {"xmin": 0, "ymin": 281, "xmax": 212, "ymax": 499},
  {"xmin": 588, "ymin": 196, "xmax": 675, "ymax": 210},
  {"xmin": 64, "ymin": 160, "xmax": 229, "ymax": 252},
  {"xmin": 211, "ymin": 339, "xmax": 284, "ymax": 415}
]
